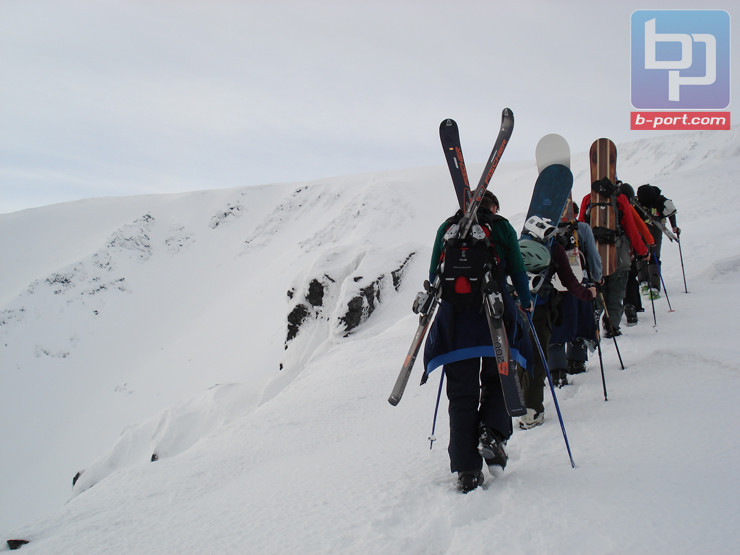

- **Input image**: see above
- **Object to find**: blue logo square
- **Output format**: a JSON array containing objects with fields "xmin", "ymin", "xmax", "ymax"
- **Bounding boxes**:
[{"xmin": 631, "ymin": 10, "xmax": 730, "ymax": 109}]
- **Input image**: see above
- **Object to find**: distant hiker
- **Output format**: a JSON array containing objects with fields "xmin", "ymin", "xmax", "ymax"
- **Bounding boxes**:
[
  {"xmin": 579, "ymin": 180, "xmax": 649, "ymax": 337},
  {"xmin": 635, "ymin": 184, "xmax": 679, "ymax": 298},
  {"xmin": 517, "ymin": 215, "xmax": 596, "ymax": 428},
  {"xmin": 422, "ymin": 191, "xmax": 533, "ymax": 493},
  {"xmin": 619, "ymin": 183, "xmax": 655, "ymax": 325},
  {"xmin": 549, "ymin": 201, "xmax": 603, "ymax": 384}
]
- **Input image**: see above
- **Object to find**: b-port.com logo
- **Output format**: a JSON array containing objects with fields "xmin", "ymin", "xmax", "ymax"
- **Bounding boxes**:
[{"xmin": 630, "ymin": 10, "xmax": 730, "ymax": 130}]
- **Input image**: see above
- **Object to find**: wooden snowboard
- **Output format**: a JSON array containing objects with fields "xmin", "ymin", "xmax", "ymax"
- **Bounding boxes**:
[{"xmin": 589, "ymin": 138, "xmax": 618, "ymax": 276}]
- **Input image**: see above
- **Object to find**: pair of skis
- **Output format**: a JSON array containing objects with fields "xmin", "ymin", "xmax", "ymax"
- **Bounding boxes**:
[
  {"xmin": 388, "ymin": 109, "xmax": 523, "ymax": 415},
  {"xmin": 630, "ymin": 198, "xmax": 679, "ymax": 243}
]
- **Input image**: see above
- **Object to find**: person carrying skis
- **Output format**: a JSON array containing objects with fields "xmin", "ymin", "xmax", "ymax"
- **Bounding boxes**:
[
  {"xmin": 517, "ymin": 216, "xmax": 596, "ymax": 428},
  {"xmin": 422, "ymin": 191, "xmax": 533, "ymax": 493},
  {"xmin": 635, "ymin": 184, "xmax": 680, "ymax": 298},
  {"xmin": 579, "ymin": 181, "xmax": 649, "ymax": 337},
  {"xmin": 548, "ymin": 201, "xmax": 603, "ymax": 384}
]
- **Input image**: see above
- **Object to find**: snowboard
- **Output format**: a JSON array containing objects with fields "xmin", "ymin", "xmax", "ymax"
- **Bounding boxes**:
[
  {"xmin": 521, "ymin": 163, "xmax": 574, "ymax": 240},
  {"xmin": 589, "ymin": 138, "xmax": 618, "ymax": 276},
  {"xmin": 535, "ymin": 134, "xmax": 583, "ymax": 289},
  {"xmin": 535, "ymin": 133, "xmax": 570, "ymax": 172}
]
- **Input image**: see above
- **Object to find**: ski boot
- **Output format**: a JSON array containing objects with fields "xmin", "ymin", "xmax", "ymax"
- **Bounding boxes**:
[
  {"xmin": 478, "ymin": 425, "xmax": 508, "ymax": 472},
  {"xmin": 457, "ymin": 470, "xmax": 484, "ymax": 493},
  {"xmin": 567, "ymin": 359, "xmax": 587, "ymax": 374},
  {"xmin": 519, "ymin": 408, "xmax": 544, "ymax": 430},
  {"xmin": 624, "ymin": 304, "xmax": 638, "ymax": 326},
  {"xmin": 551, "ymin": 369, "xmax": 568, "ymax": 387}
]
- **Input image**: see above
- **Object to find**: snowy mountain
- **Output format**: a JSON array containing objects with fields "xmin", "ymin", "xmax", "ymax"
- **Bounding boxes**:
[{"xmin": 1, "ymin": 128, "xmax": 739, "ymax": 553}]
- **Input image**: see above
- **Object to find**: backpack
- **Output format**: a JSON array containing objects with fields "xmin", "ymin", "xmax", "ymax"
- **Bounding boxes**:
[
  {"xmin": 438, "ymin": 212, "xmax": 502, "ymax": 312},
  {"xmin": 589, "ymin": 177, "xmax": 624, "ymax": 245},
  {"xmin": 555, "ymin": 220, "xmax": 579, "ymax": 253}
]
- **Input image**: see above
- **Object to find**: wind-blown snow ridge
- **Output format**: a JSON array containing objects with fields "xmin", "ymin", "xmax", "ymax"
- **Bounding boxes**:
[{"xmin": 1, "ymin": 128, "xmax": 739, "ymax": 552}]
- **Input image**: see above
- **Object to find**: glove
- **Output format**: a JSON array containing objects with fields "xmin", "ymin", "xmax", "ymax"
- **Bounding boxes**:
[{"xmin": 673, "ymin": 226, "xmax": 681, "ymax": 236}]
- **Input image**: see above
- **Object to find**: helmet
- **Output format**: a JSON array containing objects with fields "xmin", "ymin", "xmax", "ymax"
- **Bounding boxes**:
[
  {"xmin": 523, "ymin": 215, "xmax": 556, "ymax": 242},
  {"xmin": 519, "ymin": 238, "xmax": 551, "ymax": 272}
]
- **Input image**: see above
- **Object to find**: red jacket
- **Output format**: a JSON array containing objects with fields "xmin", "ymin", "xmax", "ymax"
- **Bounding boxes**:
[
  {"xmin": 579, "ymin": 193, "xmax": 648, "ymax": 257},
  {"xmin": 629, "ymin": 205, "xmax": 655, "ymax": 247}
]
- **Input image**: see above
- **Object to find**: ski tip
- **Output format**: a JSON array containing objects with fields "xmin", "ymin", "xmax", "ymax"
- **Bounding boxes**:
[
  {"xmin": 388, "ymin": 395, "xmax": 401, "ymax": 406},
  {"xmin": 501, "ymin": 107, "xmax": 514, "ymax": 128}
]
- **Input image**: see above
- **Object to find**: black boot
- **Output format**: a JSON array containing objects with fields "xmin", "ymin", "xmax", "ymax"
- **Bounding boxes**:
[
  {"xmin": 624, "ymin": 304, "xmax": 638, "ymax": 326},
  {"xmin": 603, "ymin": 316, "xmax": 621, "ymax": 338},
  {"xmin": 457, "ymin": 470, "xmax": 484, "ymax": 493},
  {"xmin": 551, "ymin": 369, "xmax": 568, "ymax": 387},
  {"xmin": 567, "ymin": 359, "xmax": 587, "ymax": 374}
]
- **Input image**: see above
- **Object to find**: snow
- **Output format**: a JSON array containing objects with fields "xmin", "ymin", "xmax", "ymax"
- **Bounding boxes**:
[{"xmin": 1, "ymin": 128, "xmax": 739, "ymax": 553}]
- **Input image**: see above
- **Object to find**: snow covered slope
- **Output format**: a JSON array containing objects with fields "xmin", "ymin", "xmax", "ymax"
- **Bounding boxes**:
[{"xmin": 1, "ymin": 128, "xmax": 739, "ymax": 553}]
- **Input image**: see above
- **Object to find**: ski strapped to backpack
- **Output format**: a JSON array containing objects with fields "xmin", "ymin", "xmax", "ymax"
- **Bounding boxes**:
[
  {"xmin": 438, "ymin": 110, "xmax": 525, "ymax": 416},
  {"xmin": 388, "ymin": 276, "xmax": 442, "ymax": 406},
  {"xmin": 630, "ymin": 197, "xmax": 679, "ymax": 242},
  {"xmin": 455, "ymin": 108, "xmax": 514, "ymax": 237},
  {"xmin": 388, "ymin": 108, "xmax": 515, "ymax": 407},
  {"xmin": 439, "ymin": 119, "xmax": 472, "ymax": 212}
]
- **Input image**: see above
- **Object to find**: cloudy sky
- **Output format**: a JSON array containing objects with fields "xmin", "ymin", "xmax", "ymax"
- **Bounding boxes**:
[{"xmin": 1, "ymin": 0, "xmax": 737, "ymax": 213}]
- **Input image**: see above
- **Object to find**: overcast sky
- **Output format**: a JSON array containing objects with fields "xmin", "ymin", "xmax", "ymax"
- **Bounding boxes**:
[{"xmin": 1, "ymin": 0, "xmax": 737, "ymax": 213}]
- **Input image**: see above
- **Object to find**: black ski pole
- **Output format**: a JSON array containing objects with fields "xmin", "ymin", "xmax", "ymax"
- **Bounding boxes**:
[
  {"xmin": 592, "ymin": 301, "xmax": 608, "ymax": 401},
  {"xmin": 677, "ymin": 237, "xmax": 689, "ymax": 293},
  {"xmin": 652, "ymin": 252, "xmax": 675, "ymax": 313},
  {"xmin": 597, "ymin": 290, "xmax": 625, "ymax": 370},
  {"xmin": 525, "ymin": 311, "xmax": 576, "ymax": 468}
]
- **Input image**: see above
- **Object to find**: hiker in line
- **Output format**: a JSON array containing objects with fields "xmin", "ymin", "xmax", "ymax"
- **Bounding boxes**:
[
  {"xmin": 579, "ymin": 180, "xmax": 649, "ymax": 337},
  {"xmin": 618, "ymin": 183, "xmax": 655, "ymax": 325},
  {"xmin": 517, "ymin": 215, "xmax": 596, "ymax": 429},
  {"xmin": 635, "ymin": 184, "xmax": 679, "ymax": 299},
  {"xmin": 549, "ymin": 201, "xmax": 603, "ymax": 384},
  {"xmin": 422, "ymin": 192, "xmax": 533, "ymax": 493}
]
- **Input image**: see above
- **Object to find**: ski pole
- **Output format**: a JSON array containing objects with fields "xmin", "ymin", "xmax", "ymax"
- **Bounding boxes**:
[
  {"xmin": 592, "ymin": 302, "xmax": 608, "ymax": 401},
  {"xmin": 644, "ymin": 257, "xmax": 658, "ymax": 327},
  {"xmin": 652, "ymin": 253, "xmax": 675, "ymax": 313},
  {"xmin": 677, "ymin": 237, "xmax": 688, "ymax": 293},
  {"xmin": 597, "ymin": 289, "xmax": 625, "ymax": 370},
  {"xmin": 525, "ymin": 311, "xmax": 576, "ymax": 468},
  {"xmin": 428, "ymin": 370, "xmax": 445, "ymax": 450}
]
